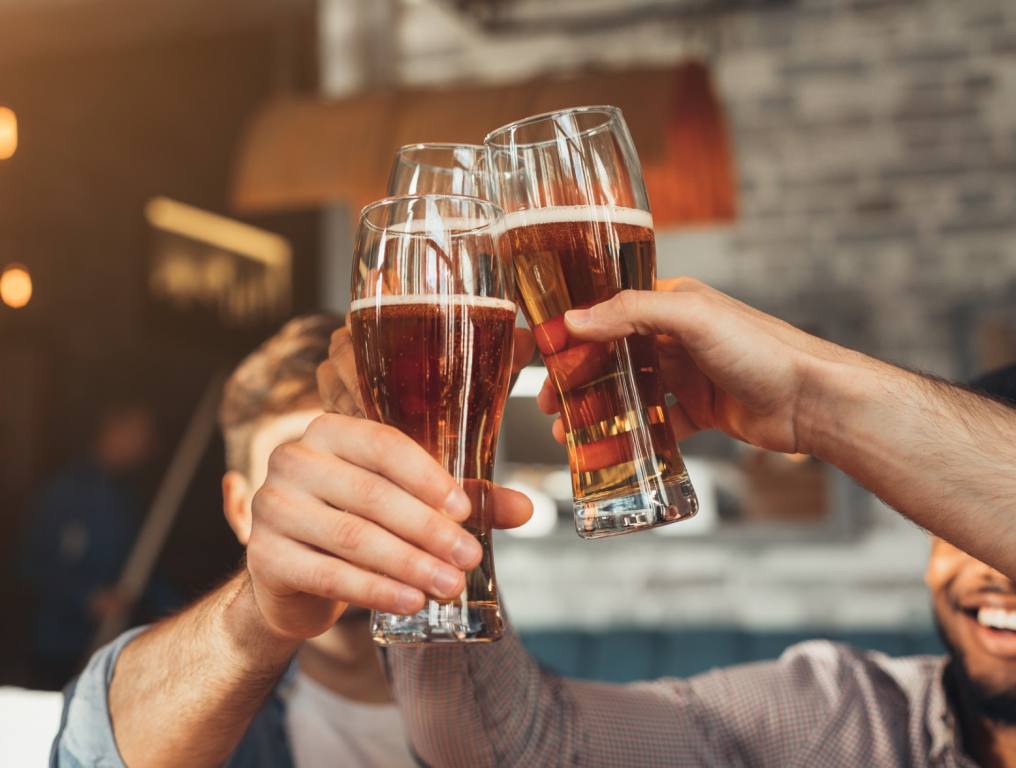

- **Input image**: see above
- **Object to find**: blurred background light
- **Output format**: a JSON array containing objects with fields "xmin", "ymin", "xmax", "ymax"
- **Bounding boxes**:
[
  {"xmin": 509, "ymin": 366, "xmax": 546, "ymax": 398},
  {"xmin": 0, "ymin": 107, "xmax": 16, "ymax": 160},
  {"xmin": 0, "ymin": 264, "xmax": 32, "ymax": 308}
]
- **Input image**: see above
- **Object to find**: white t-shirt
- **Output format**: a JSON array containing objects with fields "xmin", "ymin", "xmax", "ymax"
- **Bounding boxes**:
[
  {"xmin": 0, "ymin": 687, "xmax": 64, "ymax": 767},
  {"xmin": 285, "ymin": 671, "xmax": 415, "ymax": 768}
]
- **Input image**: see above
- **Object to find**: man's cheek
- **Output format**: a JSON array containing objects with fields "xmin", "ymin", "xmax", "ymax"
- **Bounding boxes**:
[{"xmin": 925, "ymin": 553, "xmax": 962, "ymax": 592}]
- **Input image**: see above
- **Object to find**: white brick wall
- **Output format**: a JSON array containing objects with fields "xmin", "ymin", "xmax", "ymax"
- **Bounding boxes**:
[{"xmin": 322, "ymin": 0, "xmax": 1016, "ymax": 375}]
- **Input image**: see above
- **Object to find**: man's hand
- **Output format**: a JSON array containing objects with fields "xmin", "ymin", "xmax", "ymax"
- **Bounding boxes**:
[
  {"xmin": 538, "ymin": 278, "xmax": 870, "ymax": 456},
  {"xmin": 248, "ymin": 416, "xmax": 532, "ymax": 640},
  {"xmin": 537, "ymin": 278, "xmax": 1016, "ymax": 580},
  {"xmin": 249, "ymin": 324, "xmax": 536, "ymax": 641}
]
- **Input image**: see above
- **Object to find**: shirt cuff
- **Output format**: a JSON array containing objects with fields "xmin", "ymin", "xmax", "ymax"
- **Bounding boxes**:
[{"xmin": 51, "ymin": 626, "xmax": 148, "ymax": 768}]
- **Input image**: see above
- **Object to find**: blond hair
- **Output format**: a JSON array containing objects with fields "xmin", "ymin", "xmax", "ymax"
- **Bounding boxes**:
[{"xmin": 219, "ymin": 314, "xmax": 342, "ymax": 475}]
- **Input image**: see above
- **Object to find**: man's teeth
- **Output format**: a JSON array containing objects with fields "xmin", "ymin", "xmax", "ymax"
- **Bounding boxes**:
[{"xmin": 977, "ymin": 607, "xmax": 1016, "ymax": 631}]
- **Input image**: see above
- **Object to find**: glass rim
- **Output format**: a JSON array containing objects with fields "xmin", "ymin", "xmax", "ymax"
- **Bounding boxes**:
[
  {"xmin": 393, "ymin": 142, "xmax": 488, "ymax": 173},
  {"xmin": 358, "ymin": 193, "xmax": 504, "ymax": 237},
  {"xmin": 484, "ymin": 105, "xmax": 623, "ymax": 149}
]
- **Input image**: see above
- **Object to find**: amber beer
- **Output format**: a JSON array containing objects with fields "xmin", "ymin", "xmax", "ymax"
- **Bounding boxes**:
[
  {"xmin": 349, "ymin": 294, "xmax": 516, "ymax": 637},
  {"xmin": 500, "ymin": 206, "xmax": 691, "ymax": 515}
]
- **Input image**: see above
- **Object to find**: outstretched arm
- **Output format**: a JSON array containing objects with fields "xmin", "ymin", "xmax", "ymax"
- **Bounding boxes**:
[
  {"xmin": 549, "ymin": 280, "xmax": 1016, "ymax": 578},
  {"xmin": 102, "ymin": 572, "xmax": 298, "ymax": 767},
  {"xmin": 55, "ymin": 571, "xmax": 300, "ymax": 768},
  {"xmin": 59, "ymin": 411, "xmax": 532, "ymax": 767},
  {"xmin": 387, "ymin": 630, "xmax": 884, "ymax": 767}
]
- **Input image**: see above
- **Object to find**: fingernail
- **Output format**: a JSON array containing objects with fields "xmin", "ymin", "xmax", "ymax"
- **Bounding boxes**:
[
  {"xmin": 432, "ymin": 567, "xmax": 462, "ymax": 597},
  {"xmin": 450, "ymin": 534, "xmax": 480, "ymax": 569},
  {"xmin": 565, "ymin": 308, "xmax": 590, "ymax": 326},
  {"xmin": 443, "ymin": 487, "xmax": 472, "ymax": 520},
  {"xmin": 397, "ymin": 588, "xmax": 423, "ymax": 615}
]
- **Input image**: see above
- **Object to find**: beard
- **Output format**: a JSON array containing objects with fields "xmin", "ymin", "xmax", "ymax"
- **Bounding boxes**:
[{"xmin": 935, "ymin": 615, "xmax": 1016, "ymax": 726}]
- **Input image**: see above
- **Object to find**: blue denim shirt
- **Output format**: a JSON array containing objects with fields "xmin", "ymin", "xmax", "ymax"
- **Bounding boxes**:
[{"xmin": 51, "ymin": 627, "xmax": 294, "ymax": 768}]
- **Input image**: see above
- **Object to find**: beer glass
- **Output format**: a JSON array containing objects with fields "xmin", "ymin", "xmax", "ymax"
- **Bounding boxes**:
[
  {"xmin": 485, "ymin": 106, "xmax": 698, "ymax": 538},
  {"xmin": 349, "ymin": 194, "xmax": 515, "ymax": 644},
  {"xmin": 388, "ymin": 143, "xmax": 490, "ymax": 198}
]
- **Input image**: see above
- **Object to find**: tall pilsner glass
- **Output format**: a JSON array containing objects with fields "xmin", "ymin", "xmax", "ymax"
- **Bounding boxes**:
[
  {"xmin": 486, "ymin": 106, "xmax": 698, "ymax": 538},
  {"xmin": 350, "ymin": 194, "xmax": 515, "ymax": 644},
  {"xmin": 388, "ymin": 143, "xmax": 491, "ymax": 198}
]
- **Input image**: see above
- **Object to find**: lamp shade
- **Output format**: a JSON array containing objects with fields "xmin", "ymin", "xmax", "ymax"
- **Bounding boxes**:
[{"xmin": 231, "ymin": 63, "xmax": 736, "ymax": 229}]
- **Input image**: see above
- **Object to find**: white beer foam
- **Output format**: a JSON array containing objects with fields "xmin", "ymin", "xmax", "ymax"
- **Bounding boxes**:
[
  {"xmin": 500, "ymin": 205, "xmax": 653, "ymax": 232},
  {"xmin": 350, "ymin": 294, "xmax": 517, "ymax": 313}
]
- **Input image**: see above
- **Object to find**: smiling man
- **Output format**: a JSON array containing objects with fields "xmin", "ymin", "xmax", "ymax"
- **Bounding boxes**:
[
  {"xmin": 927, "ymin": 367, "xmax": 1016, "ymax": 767},
  {"xmin": 930, "ymin": 537, "xmax": 1016, "ymax": 751}
]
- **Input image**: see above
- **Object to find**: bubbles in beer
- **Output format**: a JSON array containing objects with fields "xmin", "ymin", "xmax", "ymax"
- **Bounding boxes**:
[{"xmin": 499, "ymin": 205, "xmax": 689, "ymax": 518}]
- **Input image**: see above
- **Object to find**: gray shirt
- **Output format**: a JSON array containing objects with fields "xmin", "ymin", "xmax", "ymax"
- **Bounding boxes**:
[
  {"xmin": 386, "ymin": 633, "xmax": 980, "ymax": 767},
  {"xmin": 53, "ymin": 628, "xmax": 980, "ymax": 767}
]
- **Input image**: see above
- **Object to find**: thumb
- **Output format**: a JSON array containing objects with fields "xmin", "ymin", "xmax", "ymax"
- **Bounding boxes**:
[{"xmin": 564, "ymin": 289, "xmax": 704, "ymax": 343}]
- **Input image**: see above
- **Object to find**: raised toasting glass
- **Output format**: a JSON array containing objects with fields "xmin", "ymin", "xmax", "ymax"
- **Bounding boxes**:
[
  {"xmin": 485, "ymin": 105, "xmax": 698, "ymax": 538},
  {"xmin": 350, "ymin": 194, "xmax": 515, "ymax": 644},
  {"xmin": 388, "ymin": 143, "xmax": 491, "ymax": 198}
]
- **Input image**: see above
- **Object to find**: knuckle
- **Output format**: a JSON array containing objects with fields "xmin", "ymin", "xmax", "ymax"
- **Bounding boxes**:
[
  {"xmin": 367, "ymin": 423, "xmax": 402, "ymax": 459},
  {"xmin": 245, "ymin": 534, "xmax": 271, "ymax": 575},
  {"xmin": 266, "ymin": 442, "xmax": 301, "ymax": 479},
  {"xmin": 430, "ymin": 522, "xmax": 460, "ymax": 557},
  {"xmin": 331, "ymin": 514, "xmax": 367, "ymax": 553},
  {"xmin": 251, "ymin": 484, "xmax": 285, "ymax": 523},
  {"xmin": 307, "ymin": 563, "xmax": 341, "ymax": 599},
  {"xmin": 677, "ymin": 276, "xmax": 706, "ymax": 293},
  {"xmin": 364, "ymin": 579, "xmax": 400, "ymax": 613},
  {"xmin": 352, "ymin": 472, "xmax": 387, "ymax": 509},
  {"xmin": 614, "ymin": 289, "xmax": 640, "ymax": 315},
  {"xmin": 306, "ymin": 412, "xmax": 343, "ymax": 440},
  {"xmin": 681, "ymin": 291, "xmax": 709, "ymax": 315}
]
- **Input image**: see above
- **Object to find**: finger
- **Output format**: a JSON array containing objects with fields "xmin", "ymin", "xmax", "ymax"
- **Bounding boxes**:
[
  {"xmin": 667, "ymin": 400, "xmax": 702, "ymax": 441},
  {"xmin": 301, "ymin": 415, "xmax": 472, "ymax": 522},
  {"xmin": 564, "ymin": 289, "xmax": 710, "ymax": 345},
  {"xmin": 658, "ymin": 343, "xmax": 719, "ymax": 433},
  {"xmin": 511, "ymin": 328, "xmax": 536, "ymax": 375},
  {"xmin": 255, "ymin": 536, "xmax": 425, "ymax": 616},
  {"xmin": 263, "ymin": 444, "xmax": 482, "ymax": 569},
  {"xmin": 537, "ymin": 378, "xmax": 561, "ymax": 414},
  {"xmin": 272, "ymin": 497, "xmax": 468, "ymax": 599},
  {"xmin": 490, "ymin": 485, "xmax": 534, "ymax": 530},
  {"xmin": 320, "ymin": 328, "xmax": 365, "ymax": 415},
  {"xmin": 316, "ymin": 361, "xmax": 363, "ymax": 417},
  {"xmin": 551, "ymin": 418, "xmax": 567, "ymax": 444},
  {"xmin": 543, "ymin": 341, "xmax": 612, "ymax": 393}
]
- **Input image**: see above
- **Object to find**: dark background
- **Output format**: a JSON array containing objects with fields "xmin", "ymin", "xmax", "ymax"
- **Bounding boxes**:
[{"xmin": 0, "ymin": 6, "xmax": 320, "ymax": 684}]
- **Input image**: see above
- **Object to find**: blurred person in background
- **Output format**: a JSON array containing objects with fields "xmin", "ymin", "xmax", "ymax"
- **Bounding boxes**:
[
  {"xmin": 19, "ymin": 400, "xmax": 161, "ymax": 690},
  {"xmin": 54, "ymin": 315, "xmax": 418, "ymax": 768},
  {"xmin": 56, "ymin": 282, "xmax": 1016, "ymax": 767}
]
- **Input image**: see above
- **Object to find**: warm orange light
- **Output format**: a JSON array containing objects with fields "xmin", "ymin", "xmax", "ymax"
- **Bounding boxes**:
[
  {"xmin": 0, "ymin": 107, "xmax": 16, "ymax": 160},
  {"xmin": 1, "ymin": 264, "xmax": 32, "ymax": 308}
]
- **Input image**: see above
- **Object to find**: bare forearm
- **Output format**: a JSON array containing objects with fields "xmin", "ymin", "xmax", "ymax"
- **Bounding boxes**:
[
  {"xmin": 803, "ymin": 356, "xmax": 1016, "ymax": 578},
  {"xmin": 110, "ymin": 570, "xmax": 299, "ymax": 767}
]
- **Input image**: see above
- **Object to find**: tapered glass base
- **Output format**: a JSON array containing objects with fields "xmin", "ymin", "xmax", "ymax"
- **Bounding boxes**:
[
  {"xmin": 574, "ymin": 476, "xmax": 698, "ymax": 539},
  {"xmin": 371, "ymin": 599, "xmax": 504, "ymax": 646}
]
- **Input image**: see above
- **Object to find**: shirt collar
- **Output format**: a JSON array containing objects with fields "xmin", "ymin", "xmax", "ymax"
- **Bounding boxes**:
[
  {"xmin": 928, "ymin": 656, "xmax": 956, "ymax": 762},
  {"xmin": 930, "ymin": 657, "xmax": 985, "ymax": 768}
]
